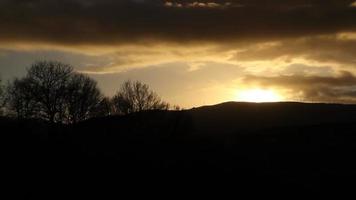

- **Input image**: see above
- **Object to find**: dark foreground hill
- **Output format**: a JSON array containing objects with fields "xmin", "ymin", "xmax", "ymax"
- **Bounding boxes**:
[
  {"xmin": 3, "ymin": 102, "xmax": 356, "ymax": 196},
  {"xmin": 191, "ymin": 101, "xmax": 356, "ymax": 134}
]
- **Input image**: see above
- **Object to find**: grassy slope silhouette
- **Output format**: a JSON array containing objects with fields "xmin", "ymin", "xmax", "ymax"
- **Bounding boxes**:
[{"xmin": 4, "ymin": 102, "xmax": 356, "ymax": 194}]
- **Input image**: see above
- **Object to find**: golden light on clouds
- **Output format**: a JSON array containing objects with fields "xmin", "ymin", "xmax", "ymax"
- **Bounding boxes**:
[
  {"xmin": 2, "ymin": 1, "xmax": 356, "ymax": 107},
  {"xmin": 351, "ymin": 1, "xmax": 356, "ymax": 7},
  {"xmin": 236, "ymin": 89, "xmax": 284, "ymax": 103}
]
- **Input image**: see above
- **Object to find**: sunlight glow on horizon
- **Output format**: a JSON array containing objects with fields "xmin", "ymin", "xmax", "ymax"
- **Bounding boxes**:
[{"xmin": 236, "ymin": 89, "xmax": 284, "ymax": 103}]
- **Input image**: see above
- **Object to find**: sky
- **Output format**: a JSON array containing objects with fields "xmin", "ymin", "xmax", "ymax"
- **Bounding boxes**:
[{"xmin": 1, "ymin": 0, "xmax": 356, "ymax": 108}]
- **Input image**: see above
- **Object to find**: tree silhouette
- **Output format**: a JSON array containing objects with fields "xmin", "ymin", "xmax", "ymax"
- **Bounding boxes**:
[
  {"xmin": 112, "ymin": 80, "xmax": 169, "ymax": 115},
  {"xmin": 26, "ymin": 61, "xmax": 73, "ymax": 123},
  {"xmin": 91, "ymin": 97, "xmax": 112, "ymax": 118},
  {"xmin": 0, "ymin": 78, "xmax": 6, "ymax": 116},
  {"xmin": 6, "ymin": 61, "xmax": 104, "ymax": 123},
  {"xmin": 64, "ymin": 73, "xmax": 103, "ymax": 124},
  {"xmin": 4, "ymin": 62, "xmax": 173, "ymax": 122},
  {"xmin": 6, "ymin": 78, "xmax": 40, "ymax": 119},
  {"xmin": 0, "ymin": 78, "xmax": 2, "ymax": 99}
]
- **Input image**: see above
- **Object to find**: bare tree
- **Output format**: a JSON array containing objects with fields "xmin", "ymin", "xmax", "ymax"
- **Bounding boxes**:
[
  {"xmin": 25, "ymin": 61, "xmax": 73, "ymax": 123},
  {"xmin": 5, "ymin": 61, "xmax": 171, "ymax": 122},
  {"xmin": 64, "ymin": 73, "xmax": 103, "ymax": 123},
  {"xmin": 6, "ymin": 78, "xmax": 40, "ymax": 119},
  {"xmin": 5, "ymin": 61, "xmax": 105, "ymax": 123},
  {"xmin": 91, "ymin": 97, "xmax": 113, "ymax": 118},
  {"xmin": 0, "ymin": 78, "xmax": 2, "ymax": 98},
  {"xmin": 112, "ymin": 80, "xmax": 169, "ymax": 115},
  {"xmin": 0, "ymin": 78, "xmax": 6, "ymax": 116}
]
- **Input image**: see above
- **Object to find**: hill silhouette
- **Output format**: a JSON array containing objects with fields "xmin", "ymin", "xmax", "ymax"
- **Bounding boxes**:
[
  {"xmin": 4, "ymin": 102, "xmax": 356, "ymax": 196},
  {"xmin": 190, "ymin": 101, "xmax": 356, "ymax": 134}
]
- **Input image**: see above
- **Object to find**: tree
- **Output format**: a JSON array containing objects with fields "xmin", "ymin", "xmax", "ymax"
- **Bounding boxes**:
[
  {"xmin": 5, "ymin": 60, "xmax": 104, "ymax": 123},
  {"xmin": 6, "ymin": 78, "xmax": 40, "ymax": 119},
  {"xmin": 112, "ymin": 80, "xmax": 169, "ymax": 115},
  {"xmin": 0, "ymin": 78, "xmax": 2, "ymax": 99},
  {"xmin": 26, "ymin": 61, "xmax": 73, "ymax": 123},
  {"xmin": 0, "ymin": 78, "xmax": 6, "ymax": 116},
  {"xmin": 91, "ymin": 97, "xmax": 113, "ymax": 118},
  {"xmin": 64, "ymin": 73, "xmax": 103, "ymax": 124}
]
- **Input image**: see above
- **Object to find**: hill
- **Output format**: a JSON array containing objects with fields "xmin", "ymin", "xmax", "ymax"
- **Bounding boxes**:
[
  {"xmin": 3, "ymin": 102, "xmax": 356, "ymax": 195},
  {"xmin": 190, "ymin": 101, "xmax": 356, "ymax": 135}
]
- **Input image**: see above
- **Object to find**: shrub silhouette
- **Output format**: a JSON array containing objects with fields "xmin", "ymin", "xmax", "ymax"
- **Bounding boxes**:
[{"xmin": 112, "ymin": 80, "xmax": 169, "ymax": 115}]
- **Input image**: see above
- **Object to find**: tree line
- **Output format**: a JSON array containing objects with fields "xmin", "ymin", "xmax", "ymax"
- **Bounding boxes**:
[{"xmin": 0, "ymin": 61, "xmax": 172, "ymax": 124}]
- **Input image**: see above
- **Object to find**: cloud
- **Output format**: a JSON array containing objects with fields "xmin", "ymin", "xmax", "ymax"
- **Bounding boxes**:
[
  {"xmin": 243, "ymin": 71, "xmax": 356, "ymax": 103},
  {"xmin": 0, "ymin": 0, "xmax": 356, "ymax": 46},
  {"xmin": 164, "ymin": 1, "xmax": 234, "ymax": 9},
  {"xmin": 230, "ymin": 34, "xmax": 356, "ymax": 70},
  {"xmin": 77, "ymin": 44, "xmax": 235, "ymax": 74},
  {"xmin": 2, "ymin": 0, "xmax": 356, "ymax": 105},
  {"xmin": 0, "ymin": 0, "xmax": 355, "ymax": 75}
]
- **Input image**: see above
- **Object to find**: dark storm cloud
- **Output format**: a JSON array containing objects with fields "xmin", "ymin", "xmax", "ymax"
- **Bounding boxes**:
[
  {"xmin": 244, "ymin": 71, "xmax": 356, "ymax": 103},
  {"xmin": 1, "ymin": 0, "xmax": 356, "ymax": 45}
]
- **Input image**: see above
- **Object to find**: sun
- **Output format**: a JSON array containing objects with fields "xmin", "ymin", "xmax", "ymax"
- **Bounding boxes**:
[{"xmin": 236, "ymin": 89, "xmax": 283, "ymax": 103}]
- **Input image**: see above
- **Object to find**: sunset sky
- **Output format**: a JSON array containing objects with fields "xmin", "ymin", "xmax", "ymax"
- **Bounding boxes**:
[{"xmin": 1, "ymin": 0, "xmax": 356, "ymax": 108}]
